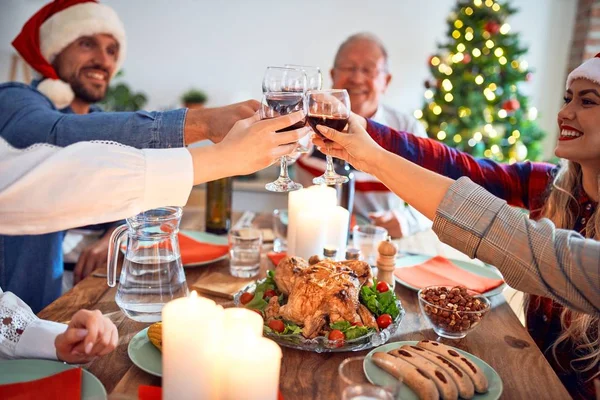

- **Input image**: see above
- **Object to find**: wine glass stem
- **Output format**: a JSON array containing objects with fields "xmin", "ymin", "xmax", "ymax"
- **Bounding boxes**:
[
  {"xmin": 279, "ymin": 157, "xmax": 289, "ymax": 179},
  {"xmin": 325, "ymin": 143, "xmax": 336, "ymax": 176}
]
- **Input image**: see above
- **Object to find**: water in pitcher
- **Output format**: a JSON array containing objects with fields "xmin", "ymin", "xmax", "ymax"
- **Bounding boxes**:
[{"xmin": 115, "ymin": 252, "xmax": 188, "ymax": 322}]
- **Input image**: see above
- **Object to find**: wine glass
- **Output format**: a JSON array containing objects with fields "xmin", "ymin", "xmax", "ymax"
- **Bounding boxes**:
[
  {"xmin": 338, "ymin": 357, "xmax": 400, "ymax": 400},
  {"xmin": 260, "ymin": 92, "xmax": 306, "ymax": 192},
  {"xmin": 284, "ymin": 65, "xmax": 322, "ymax": 153},
  {"xmin": 283, "ymin": 64, "xmax": 322, "ymax": 90},
  {"xmin": 306, "ymin": 89, "xmax": 351, "ymax": 185},
  {"xmin": 262, "ymin": 66, "xmax": 307, "ymax": 93}
]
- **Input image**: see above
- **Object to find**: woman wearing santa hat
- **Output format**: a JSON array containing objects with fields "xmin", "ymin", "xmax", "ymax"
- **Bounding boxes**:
[
  {"xmin": 313, "ymin": 54, "xmax": 600, "ymax": 399},
  {"xmin": 0, "ymin": 0, "xmax": 297, "ymax": 313}
]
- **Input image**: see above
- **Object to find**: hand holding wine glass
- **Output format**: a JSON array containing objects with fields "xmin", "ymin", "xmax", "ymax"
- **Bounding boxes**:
[
  {"xmin": 306, "ymin": 89, "xmax": 351, "ymax": 185},
  {"xmin": 260, "ymin": 92, "xmax": 307, "ymax": 192},
  {"xmin": 311, "ymin": 113, "xmax": 382, "ymax": 176}
]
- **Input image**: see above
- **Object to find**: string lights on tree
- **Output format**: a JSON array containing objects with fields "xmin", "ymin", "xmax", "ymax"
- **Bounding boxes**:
[{"xmin": 417, "ymin": 0, "xmax": 545, "ymax": 163}]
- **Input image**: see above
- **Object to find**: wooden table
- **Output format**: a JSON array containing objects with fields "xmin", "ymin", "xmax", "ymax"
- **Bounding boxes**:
[{"xmin": 39, "ymin": 211, "xmax": 570, "ymax": 399}]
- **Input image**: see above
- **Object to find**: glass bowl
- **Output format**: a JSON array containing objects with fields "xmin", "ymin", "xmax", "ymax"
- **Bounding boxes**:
[
  {"xmin": 417, "ymin": 285, "xmax": 491, "ymax": 339},
  {"xmin": 234, "ymin": 279, "xmax": 405, "ymax": 353}
]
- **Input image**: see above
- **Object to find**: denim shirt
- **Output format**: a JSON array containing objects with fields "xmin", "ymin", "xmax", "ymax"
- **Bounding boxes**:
[{"xmin": 0, "ymin": 81, "xmax": 187, "ymax": 313}]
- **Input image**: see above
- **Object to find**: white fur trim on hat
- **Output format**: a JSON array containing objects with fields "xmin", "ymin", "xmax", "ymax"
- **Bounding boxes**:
[
  {"xmin": 37, "ymin": 78, "xmax": 75, "ymax": 109},
  {"xmin": 39, "ymin": 2, "xmax": 127, "ymax": 77},
  {"xmin": 566, "ymin": 55, "xmax": 600, "ymax": 88}
]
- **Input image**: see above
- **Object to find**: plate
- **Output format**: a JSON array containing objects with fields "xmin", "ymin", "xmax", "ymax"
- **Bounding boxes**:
[
  {"xmin": 394, "ymin": 255, "xmax": 506, "ymax": 297},
  {"xmin": 364, "ymin": 341, "xmax": 503, "ymax": 400},
  {"xmin": 128, "ymin": 327, "xmax": 162, "ymax": 377},
  {"xmin": 234, "ymin": 279, "xmax": 405, "ymax": 353},
  {"xmin": 0, "ymin": 359, "xmax": 107, "ymax": 399},
  {"xmin": 120, "ymin": 230, "xmax": 228, "ymax": 268},
  {"xmin": 179, "ymin": 230, "xmax": 229, "ymax": 267}
]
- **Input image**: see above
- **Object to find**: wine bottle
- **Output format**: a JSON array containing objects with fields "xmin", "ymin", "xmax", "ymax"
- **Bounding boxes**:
[{"xmin": 205, "ymin": 177, "xmax": 233, "ymax": 235}]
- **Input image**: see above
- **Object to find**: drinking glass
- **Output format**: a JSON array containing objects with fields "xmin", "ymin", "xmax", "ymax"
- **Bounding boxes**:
[
  {"xmin": 260, "ymin": 92, "xmax": 306, "ymax": 192},
  {"xmin": 284, "ymin": 64, "xmax": 322, "ymax": 153},
  {"xmin": 272, "ymin": 209, "xmax": 288, "ymax": 253},
  {"xmin": 262, "ymin": 66, "xmax": 307, "ymax": 93},
  {"xmin": 229, "ymin": 228, "xmax": 262, "ymax": 278},
  {"xmin": 353, "ymin": 225, "xmax": 389, "ymax": 265},
  {"xmin": 338, "ymin": 356, "xmax": 400, "ymax": 400},
  {"xmin": 306, "ymin": 89, "xmax": 351, "ymax": 185}
]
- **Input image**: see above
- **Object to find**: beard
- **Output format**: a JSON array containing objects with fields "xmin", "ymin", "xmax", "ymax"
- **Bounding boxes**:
[{"xmin": 69, "ymin": 75, "xmax": 108, "ymax": 103}]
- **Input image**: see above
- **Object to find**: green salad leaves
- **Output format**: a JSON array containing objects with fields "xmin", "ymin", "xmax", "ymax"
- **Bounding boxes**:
[{"xmin": 360, "ymin": 279, "xmax": 400, "ymax": 319}]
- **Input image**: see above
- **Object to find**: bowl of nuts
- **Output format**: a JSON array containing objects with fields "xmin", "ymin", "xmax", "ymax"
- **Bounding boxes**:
[{"xmin": 418, "ymin": 285, "xmax": 491, "ymax": 339}]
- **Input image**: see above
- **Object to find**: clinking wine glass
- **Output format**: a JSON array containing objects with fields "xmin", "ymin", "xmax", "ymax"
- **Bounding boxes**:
[
  {"xmin": 284, "ymin": 64, "xmax": 322, "ymax": 153},
  {"xmin": 306, "ymin": 89, "xmax": 351, "ymax": 185},
  {"xmin": 260, "ymin": 92, "xmax": 306, "ymax": 192},
  {"xmin": 262, "ymin": 66, "xmax": 307, "ymax": 93}
]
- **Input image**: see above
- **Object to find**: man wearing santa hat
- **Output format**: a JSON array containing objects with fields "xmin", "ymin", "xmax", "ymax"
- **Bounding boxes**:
[{"xmin": 0, "ymin": 0, "xmax": 258, "ymax": 312}]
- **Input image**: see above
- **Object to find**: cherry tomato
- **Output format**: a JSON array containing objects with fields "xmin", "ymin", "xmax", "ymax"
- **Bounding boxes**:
[
  {"xmin": 268, "ymin": 319, "xmax": 285, "ymax": 333},
  {"xmin": 376, "ymin": 281, "xmax": 389, "ymax": 293},
  {"xmin": 377, "ymin": 314, "xmax": 393, "ymax": 329},
  {"xmin": 328, "ymin": 329, "xmax": 345, "ymax": 348},
  {"xmin": 352, "ymin": 321, "xmax": 364, "ymax": 327},
  {"xmin": 240, "ymin": 292, "xmax": 254, "ymax": 305},
  {"xmin": 263, "ymin": 289, "xmax": 277, "ymax": 299}
]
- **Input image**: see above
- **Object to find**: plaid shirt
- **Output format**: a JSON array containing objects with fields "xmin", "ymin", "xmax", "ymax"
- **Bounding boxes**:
[
  {"xmin": 366, "ymin": 119, "xmax": 555, "ymax": 213},
  {"xmin": 365, "ymin": 120, "xmax": 599, "ymax": 399},
  {"xmin": 434, "ymin": 178, "xmax": 599, "ymax": 400}
]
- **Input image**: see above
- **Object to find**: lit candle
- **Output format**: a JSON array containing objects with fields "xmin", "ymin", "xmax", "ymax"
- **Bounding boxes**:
[
  {"xmin": 295, "ymin": 208, "xmax": 329, "ymax": 259},
  {"xmin": 162, "ymin": 291, "xmax": 224, "ymax": 400},
  {"xmin": 223, "ymin": 307, "xmax": 264, "ymax": 338},
  {"xmin": 324, "ymin": 206, "xmax": 349, "ymax": 259},
  {"xmin": 288, "ymin": 185, "xmax": 336, "ymax": 256},
  {"xmin": 222, "ymin": 336, "xmax": 282, "ymax": 400}
]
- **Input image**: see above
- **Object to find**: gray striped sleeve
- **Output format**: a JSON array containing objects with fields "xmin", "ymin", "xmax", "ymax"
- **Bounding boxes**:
[{"xmin": 433, "ymin": 177, "xmax": 599, "ymax": 315}]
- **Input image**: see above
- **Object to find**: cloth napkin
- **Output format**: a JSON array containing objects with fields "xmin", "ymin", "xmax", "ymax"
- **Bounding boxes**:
[
  {"xmin": 178, "ymin": 232, "xmax": 229, "ymax": 265},
  {"xmin": 394, "ymin": 255, "xmax": 504, "ymax": 293},
  {"xmin": 0, "ymin": 367, "xmax": 81, "ymax": 400},
  {"xmin": 267, "ymin": 252, "xmax": 287, "ymax": 266},
  {"xmin": 138, "ymin": 385, "xmax": 285, "ymax": 400}
]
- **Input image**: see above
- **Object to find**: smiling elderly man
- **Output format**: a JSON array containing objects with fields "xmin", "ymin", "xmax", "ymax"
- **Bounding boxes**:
[
  {"xmin": 296, "ymin": 32, "xmax": 432, "ymax": 238},
  {"xmin": 0, "ymin": 0, "xmax": 258, "ymax": 312}
]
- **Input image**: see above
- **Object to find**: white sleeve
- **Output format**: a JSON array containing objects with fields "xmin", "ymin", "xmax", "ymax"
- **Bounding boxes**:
[
  {"xmin": 0, "ymin": 138, "xmax": 193, "ymax": 235},
  {"xmin": 0, "ymin": 288, "xmax": 67, "ymax": 360}
]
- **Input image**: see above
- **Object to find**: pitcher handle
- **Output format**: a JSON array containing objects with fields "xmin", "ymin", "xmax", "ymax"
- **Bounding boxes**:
[{"xmin": 107, "ymin": 224, "xmax": 128, "ymax": 287}]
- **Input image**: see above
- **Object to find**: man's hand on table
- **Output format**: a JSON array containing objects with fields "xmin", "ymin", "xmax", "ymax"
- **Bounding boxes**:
[
  {"xmin": 73, "ymin": 227, "xmax": 117, "ymax": 284},
  {"xmin": 55, "ymin": 310, "xmax": 118, "ymax": 364},
  {"xmin": 369, "ymin": 210, "xmax": 404, "ymax": 239}
]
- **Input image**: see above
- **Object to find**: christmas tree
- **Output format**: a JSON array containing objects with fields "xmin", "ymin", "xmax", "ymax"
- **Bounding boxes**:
[{"xmin": 416, "ymin": 0, "xmax": 545, "ymax": 162}]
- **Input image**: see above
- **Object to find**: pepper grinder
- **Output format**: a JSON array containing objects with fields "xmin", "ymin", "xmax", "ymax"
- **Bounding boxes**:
[{"xmin": 376, "ymin": 236, "xmax": 397, "ymax": 290}]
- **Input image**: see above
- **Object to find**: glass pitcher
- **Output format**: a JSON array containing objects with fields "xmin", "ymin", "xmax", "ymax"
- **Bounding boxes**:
[{"xmin": 107, "ymin": 207, "xmax": 189, "ymax": 322}]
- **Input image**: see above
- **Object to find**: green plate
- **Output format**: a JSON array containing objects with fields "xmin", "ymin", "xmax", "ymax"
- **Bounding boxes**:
[
  {"xmin": 180, "ymin": 230, "xmax": 229, "ymax": 267},
  {"xmin": 128, "ymin": 327, "xmax": 162, "ymax": 377},
  {"xmin": 394, "ymin": 255, "xmax": 506, "ymax": 297},
  {"xmin": 0, "ymin": 359, "xmax": 106, "ymax": 399},
  {"xmin": 364, "ymin": 341, "xmax": 503, "ymax": 400}
]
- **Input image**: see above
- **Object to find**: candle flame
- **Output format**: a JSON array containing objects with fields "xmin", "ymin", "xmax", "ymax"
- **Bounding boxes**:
[{"xmin": 190, "ymin": 290, "xmax": 198, "ymax": 298}]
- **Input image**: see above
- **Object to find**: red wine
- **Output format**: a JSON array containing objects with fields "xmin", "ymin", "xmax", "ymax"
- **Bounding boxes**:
[
  {"xmin": 277, "ymin": 119, "xmax": 307, "ymax": 133},
  {"xmin": 263, "ymin": 117, "xmax": 307, "ymax": 133},
  {"xmin": 307, "ymin": 115, "xmax": 349, "ymax": 133}
]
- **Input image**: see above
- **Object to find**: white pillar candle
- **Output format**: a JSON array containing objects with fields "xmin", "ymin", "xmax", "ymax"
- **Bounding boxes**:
[
  {"xmin": 162, "ymin": 292, "xmax": 224, "ymax": 400},
  {"xmin": 295, "ymin": 208, "xmax": 329, "ymax": 260},
  {"xmin": 288, "ymin": 185, "xmax": 336, "ymax": 256},
  {"xmin": 222, "ymin": 336, "xmax": 282, "ymax": 400},
  {"xmin": 325, "ymin": 206, "xmax": 350, "ymax": 259},
  {"xmin": 222, "ymin": 307, "xmax": 264, "ymax": 338}
]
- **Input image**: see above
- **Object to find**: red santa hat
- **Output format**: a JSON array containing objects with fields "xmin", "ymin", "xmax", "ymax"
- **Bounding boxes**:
[
  {"xmin": 12, "ymin": 0, "xmax": 126, "ymax": 109},
  {"xmin": 566, "ymin": 53, "xmax": 600, "ymax": 88}
]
